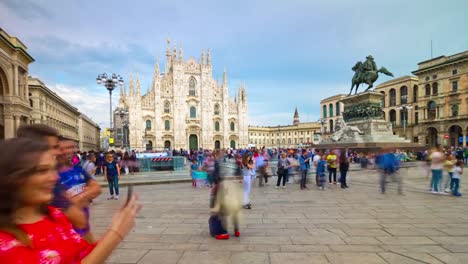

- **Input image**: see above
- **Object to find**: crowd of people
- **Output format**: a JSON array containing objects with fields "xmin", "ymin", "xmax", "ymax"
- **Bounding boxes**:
[
  {"xmin": 0, "ymin": 124, "xmax": 142, "ymax": 263},
  {"xmin": 195, "ymin": 145, "xmax": 466, "ymax": 240}
]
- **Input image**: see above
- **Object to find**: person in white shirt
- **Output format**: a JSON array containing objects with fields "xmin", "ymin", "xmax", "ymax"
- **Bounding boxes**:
[
  {"xmin": 430, "ymin": 147, "xmax": 445, "ymax": 194},
  {"xmin": 313, "ymin": 149, "xmax": 322, "ymax": 187}
]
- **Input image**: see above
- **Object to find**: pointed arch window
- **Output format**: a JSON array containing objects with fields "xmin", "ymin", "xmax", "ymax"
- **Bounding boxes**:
[
  {"xmin": 145, "ymin": 120, "xmax": 152, "ymax": 130},
  {"xmin": 214, "ymin": 104, "xmax": 220, "ymax": 115},
  {"xmin": 230, "ymin": 122, "xmax": 235, "ymax": 131},
  {"xmin": 189, "ymin": 76, "xmax": 196, "ymax": 96},
  {"xmin": 164, "ymin": 101, "xmax": 171, "ymax": 113},
  {"xmin": 165, "ymin": 120, "xmax": 170, "ymax": 131},
  {"xmin": 190, "ymin": 106, "xmax": 196, "ymax": 118},
  {"xmin": 215, "ymin": 121, "xmax": 220, "ymax": 132}
]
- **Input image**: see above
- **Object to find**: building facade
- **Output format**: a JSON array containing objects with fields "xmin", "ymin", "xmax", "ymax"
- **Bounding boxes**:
[
  {"xmin": 248, "ymin": 108, "xmax": 321, "ymax": 148},
  {"xmin": 321, "ymin": 50, "xmax": 468, "ymax": 148},
  {"xmin": 121, "ymin": 40, "xmax": 248, "ymax": 151},
  {"xmin": 0, "ymin": 28, "xmax": 35, "ymax": 139},
  {"xmin": 374, "ymin": 76, "xmax": 420, "ymax": 142},
  {"xmin": 29, "ymin": 77, "xmax": 100, "ymax": 151},
  {"xmin": 411, "ymin": 51, "xmax": 468, "ymax": 147},
  {"xmin": 78, "ymin": 114, "xmax": 101, "ymax": 151},
  {"xmin": 319, "ymin": 94, "xmax": 346, "ymax": 135},
  {"xmin": 29, "ymin": 77, "xmax": 80, "ymax": 141}
]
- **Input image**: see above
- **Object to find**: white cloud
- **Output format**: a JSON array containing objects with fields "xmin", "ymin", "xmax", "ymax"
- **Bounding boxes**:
[{"xmin": 47, "ymin": 82, "xmax": 120, "ymax": 128}]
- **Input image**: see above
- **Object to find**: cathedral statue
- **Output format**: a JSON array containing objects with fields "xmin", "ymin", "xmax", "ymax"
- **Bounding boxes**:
[{"xmin": 348, "ymin": 55, "xmax": 394, "ymax": 96}]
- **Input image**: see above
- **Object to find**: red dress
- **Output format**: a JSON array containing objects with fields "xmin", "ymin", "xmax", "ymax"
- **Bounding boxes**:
[{"xmin": 0, "ymin": 206, "xmax": 96, "ymax": 264}]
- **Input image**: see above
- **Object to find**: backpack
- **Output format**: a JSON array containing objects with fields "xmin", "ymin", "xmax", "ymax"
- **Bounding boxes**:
[{"xmin": 209, "ymin": 215, "xmax": 226, "ymax": 237}]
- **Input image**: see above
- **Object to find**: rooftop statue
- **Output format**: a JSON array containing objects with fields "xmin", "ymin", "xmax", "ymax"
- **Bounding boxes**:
[{"xmin": 348, "ymin": 55, "xmax": 394, "ymax": 96}]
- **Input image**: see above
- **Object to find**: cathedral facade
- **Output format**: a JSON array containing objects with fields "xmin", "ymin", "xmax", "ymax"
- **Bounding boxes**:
[{"xmin": 118, "ymin": 40, "xmax": 248, "ymax": 151}]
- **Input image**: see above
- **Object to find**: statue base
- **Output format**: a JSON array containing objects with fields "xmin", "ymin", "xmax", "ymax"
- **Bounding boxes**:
[{"xmin": 319, "ymin": 91, "xmax": 420, "ymax": 150}]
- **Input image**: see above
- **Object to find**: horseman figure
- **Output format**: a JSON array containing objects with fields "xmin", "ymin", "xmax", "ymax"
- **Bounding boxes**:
[{"xmin": 348, "ymin": 55, "xmax": 393, "ymax": 96}]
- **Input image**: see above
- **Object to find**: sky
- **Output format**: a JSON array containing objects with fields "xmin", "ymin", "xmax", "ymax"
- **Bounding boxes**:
[{"xmin": 1, "ymin": 0, "xmax": 467, "ymax": 128}]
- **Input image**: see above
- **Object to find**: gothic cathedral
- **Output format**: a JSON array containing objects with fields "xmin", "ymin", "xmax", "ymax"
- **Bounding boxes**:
[{"xmin": 118, "ymin": 40, "xmax": 248, "ymax": 151}]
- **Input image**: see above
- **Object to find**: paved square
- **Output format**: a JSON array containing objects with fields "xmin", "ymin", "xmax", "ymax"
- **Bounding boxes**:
[{"xmin": 91, "ymin": 177, "xmax": 468, "ymax": 264}]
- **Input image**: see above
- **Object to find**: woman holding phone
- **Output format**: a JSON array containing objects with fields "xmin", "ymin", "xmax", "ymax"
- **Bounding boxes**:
[{"xmin": 0, "ymin": 138, "xmax": 142, "ymax": 263}]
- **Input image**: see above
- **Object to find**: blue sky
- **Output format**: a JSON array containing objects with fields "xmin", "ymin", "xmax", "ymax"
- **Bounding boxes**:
[{"xmin": 1, "ymin": 0, "xmax": 467, "ymax": 127}]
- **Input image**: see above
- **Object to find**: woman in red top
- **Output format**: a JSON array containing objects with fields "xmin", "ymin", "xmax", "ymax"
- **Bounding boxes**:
[{"xmin": 0, "ymin": 138, "xmax": 142, "ymax": 263}]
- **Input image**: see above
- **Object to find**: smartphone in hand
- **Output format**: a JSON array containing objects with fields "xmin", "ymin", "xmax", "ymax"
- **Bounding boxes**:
[{"xmin": 125, "ymin": 185, "xmax": 133, "ymax": 207}]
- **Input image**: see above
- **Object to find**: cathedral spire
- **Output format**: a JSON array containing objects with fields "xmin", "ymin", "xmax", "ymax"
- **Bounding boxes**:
[
  {"xmin": 129, "ymin": 73, "xmax": 134, "ymax": 97},
  {"xmin": 293, "ymin": 107, "xmax": 300, "ymax": 125},
  {"xmin": 201, "ymin": 49, "xmax": 205, "ymax": 65},
  {"xmin": 179, "ymin": 46, "xmax": 183, "ymax": 62},
  {"xmin": 154, "ymin": 56, "xmax": 160, "ymax": 77},
  {"xmin": 119, "ymin": 81, "xmax": 124, "ymax": 98},
  {"xmin": 173, "ymin": 40, "xmax": 177, "ymax": 62},
  {"xmin": 222, "ymin": 66, "xmax": 227, "ymax": 88},
  {"xmin": 136, "ymin": 73, "xmax": 141, "ymax": 97},
  {"xmin": 166, "ymin": 38, "xmax": 171, "ymax": 72},
  {"xmin": 207, "ymin": 48, "xmax": 211, "ymax": 65}
]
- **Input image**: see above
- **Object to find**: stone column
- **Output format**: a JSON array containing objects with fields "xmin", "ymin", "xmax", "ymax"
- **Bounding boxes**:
[
  {"xmin": 14, "ymin": 115, "xmax": 20, "ymax": 136},
  {"xmin": 463, "ymin": 131, "xmax": 467, "ymax": 147},
  {"xmin": 13, "ymin": 65, "xmax": 19, "ymax": 96},
  {"xmin": 4, "ymin": 114, "xmax": 15, "ymax": 139}
]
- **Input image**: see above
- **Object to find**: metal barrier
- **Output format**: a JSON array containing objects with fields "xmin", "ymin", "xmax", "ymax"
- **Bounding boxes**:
[{"xmin": 138, "ymin": 156, "xmax": 186, "ymax": 172}]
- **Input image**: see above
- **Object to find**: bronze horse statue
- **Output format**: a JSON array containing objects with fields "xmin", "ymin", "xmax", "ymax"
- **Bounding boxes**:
[{"xmin": 348, "ymin": 61, "xmax": 394, "ymax": 96}]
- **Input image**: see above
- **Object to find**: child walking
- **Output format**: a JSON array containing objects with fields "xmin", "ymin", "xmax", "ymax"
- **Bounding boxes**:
[
  {"xmin": 451, "ymin": 160, "xmax": 463, "ymax": 196},
  {"xmin": 104, "ymin": 154, "xmax": 121, "ymax": 200}
]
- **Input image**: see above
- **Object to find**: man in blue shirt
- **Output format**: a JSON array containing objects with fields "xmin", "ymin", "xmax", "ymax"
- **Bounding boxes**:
[{"xmin": 299, "ymin": 149, "xmax": 311, "ymax": 190}]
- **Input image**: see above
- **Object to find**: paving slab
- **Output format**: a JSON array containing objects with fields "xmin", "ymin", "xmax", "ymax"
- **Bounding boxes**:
[{"xmin": 85, "ymin": 176, "xmax": 468, "ymax": 264}]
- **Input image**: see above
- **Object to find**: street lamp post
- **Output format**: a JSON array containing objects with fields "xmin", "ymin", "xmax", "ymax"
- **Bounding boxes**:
[
  {"xmin": 115, "ymin": 108, "xmax": 129, "ymax": 148},
  {"xmin": 397, "ymin": 105, "xmax": 413, "ymax": 140},
  {"xmin": 96, "ymin": 73, "xmax": 124, "ymax": 146}
]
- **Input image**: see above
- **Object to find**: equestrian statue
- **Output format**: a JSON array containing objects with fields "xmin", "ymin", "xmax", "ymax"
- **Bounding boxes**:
[{"xmin": 348, "ymin": 55, "xmax": 394, "ymax": 96}]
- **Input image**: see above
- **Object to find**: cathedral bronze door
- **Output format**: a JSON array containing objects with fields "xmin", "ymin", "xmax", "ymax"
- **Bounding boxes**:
[
  {"xmin": 214, "ymin": 140, "xmax": 220, "ymax": 149},
  {"xmin": 230, "ymin": 140, "xmax": 236, "ymax": 149},
  {"xmin": 189, "ymin": 134, "xmax": 198, "ymax": 150}
]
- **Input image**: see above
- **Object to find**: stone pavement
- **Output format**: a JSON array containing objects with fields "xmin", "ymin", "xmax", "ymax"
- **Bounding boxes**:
[{"xmin": 89, "ymin": 172, "xmax": 468, "ymax": 264}]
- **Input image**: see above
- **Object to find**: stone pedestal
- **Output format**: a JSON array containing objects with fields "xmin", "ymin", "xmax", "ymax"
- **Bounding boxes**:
[{"xmin": 320, "ymin": 91, "xmax": 417, "ymax": 149}]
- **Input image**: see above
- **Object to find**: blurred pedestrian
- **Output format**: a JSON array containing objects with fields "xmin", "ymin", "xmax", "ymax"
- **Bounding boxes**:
[
  {"xmin": 242, "ymin": 154, "xmax": 255, "ymax": 209},
  {"xmin": 451, "ymin": 160, "xmax": 463, "ymax": 196},
  {"xmin": 339, "ymin": 151, "xmax": 350, "ymax": 188},
  {"xmin": 275, "ymin": 152, "xmax": 290, "ymax": 189},
  {"xmin": 430, "ymin": 147, "xmax": 445, "ymax": 194},
  {"xmin": 0, "ymin": 138, "xmax": 141, "ymax": 263}
]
